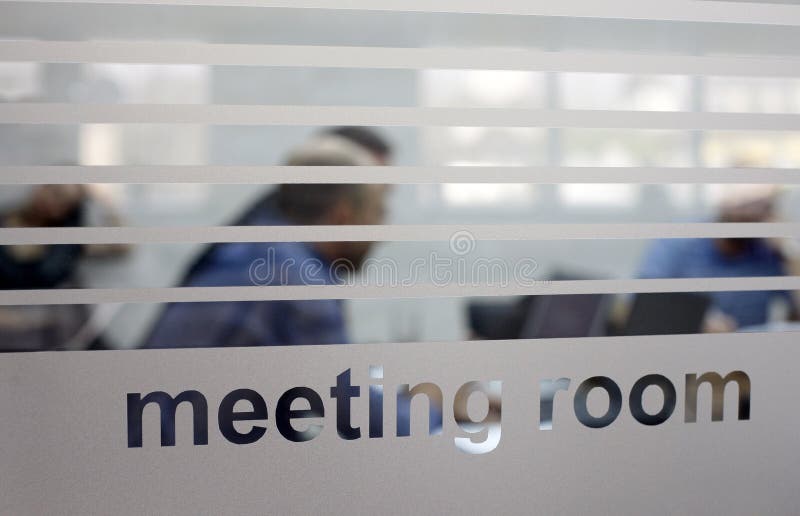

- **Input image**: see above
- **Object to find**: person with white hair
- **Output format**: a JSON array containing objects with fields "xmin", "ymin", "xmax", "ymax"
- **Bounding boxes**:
[
  {"xmin": 638, "ymin": 184, "xmax": 797, "ymax": 331},
  {"xmin": 143, "ymin": 135, "xmax": 389, "ymax": 348}
]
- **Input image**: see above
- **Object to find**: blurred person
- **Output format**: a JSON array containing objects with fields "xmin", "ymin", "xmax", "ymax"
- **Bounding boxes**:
[
  {"xmin": 638, "ymin": 184, "xmax": 797, "ymax": 331},
  {"xmin": 323, "ymin": 126, "xmax": 392, "ymax": 165},
  {"xmin": 143, "ymin": 135, "xmax": 388, "ymax": 348},
  {"xmin": 0, "ymin": 184, "xmax": 128, "ymax": 351}
]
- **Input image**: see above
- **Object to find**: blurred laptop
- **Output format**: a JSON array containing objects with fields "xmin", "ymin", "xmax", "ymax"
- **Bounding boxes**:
[
  {"xmin": 623, "ymin": 292, "xmax": 711, "ymax": 336},
  {"xmin": 467, "ymin": 270, "xmax": 610, "ymax": 340},
  {"xmin": 519, "ymin": 293, "xmax": 609, "ymax": 339},
  {"xmin": 468, "ymin": 297, "xmax": 532, "ymax": 340}
]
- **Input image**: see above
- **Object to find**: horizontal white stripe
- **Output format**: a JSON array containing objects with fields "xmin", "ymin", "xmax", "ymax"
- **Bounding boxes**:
[
  {"xmin": 14, "ymin": 0, "xmax": 800, "ymax": 26},
  {"xmin": 3, "ymin": 40, "xmax": 799, "ymax": 78},
  {"xmin": 1, "ymin": 276, "xmax": 798, "ymax": 305},
  {"xmin": 2, "ymin": 104, "xmax": 799, "ymax": 130},
  {"xmin": 0, "ymin": 223, "xmax": 798, "ymax": 245},
  {"xmin": 2, "ymin": 166, "xmax": 798, "ymax": 185}
]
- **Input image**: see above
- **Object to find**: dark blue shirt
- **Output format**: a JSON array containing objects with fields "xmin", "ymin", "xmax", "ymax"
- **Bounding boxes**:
[
  {"xmin": 144, "ymin": 201, "xmax": 346, "ymax": 348},
  {"xmin": 638, "ymin": 237, "xmax": 792, "ymax": 328}
]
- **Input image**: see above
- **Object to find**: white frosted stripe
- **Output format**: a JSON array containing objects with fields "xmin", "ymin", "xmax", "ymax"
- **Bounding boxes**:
[
  {"xmin": 1, "ymin": 276, "xmax": 799, "ymax": 306},
  {"xmin": 2, "ymin": 166, "xmax": 799, "ymax": 185},
  {"xmin": 0, "ymin": 223, "xmax": 798, "ymax": 245},
  {"xmin": 3, "ymin": 40, "xmax": 800, "ymax": 78},
  {"xmin": 2, "ymin": 104, "xmax": 799, "ymax": 130},
  {"xmin": 15, "ymin": 0, "xmax": 800, "ymax": 26}
]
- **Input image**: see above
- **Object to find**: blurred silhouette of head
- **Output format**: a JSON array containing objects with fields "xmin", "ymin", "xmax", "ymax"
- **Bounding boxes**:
[
  {"xmin": 278, "ymin": 135, "xmax": 388, "ymax": 269},
  {"xmin": 1, "ymin": 185, "xmax": 85, "ymax": 227},
  {"xmin": 717, "ymin": 184, "xmax": 780, "ymax": 224},
  {"xmin": 716, "ymin": 184, "xmax": 782, "ymax": 255}
]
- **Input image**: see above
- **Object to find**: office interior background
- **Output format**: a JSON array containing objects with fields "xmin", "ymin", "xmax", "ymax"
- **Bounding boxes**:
[{"xmin": 2, "ymin": 2, "xmax": 800, "ymax": 348}]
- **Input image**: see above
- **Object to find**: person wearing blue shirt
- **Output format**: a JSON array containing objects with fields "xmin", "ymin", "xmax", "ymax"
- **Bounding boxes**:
[
  {"xmin": 144, "ymin": 135, "xmax": 388, "ymax": 348},
  {"xmin": 638, "ymin": 185, "xmax": 797, "ymax": 330}
]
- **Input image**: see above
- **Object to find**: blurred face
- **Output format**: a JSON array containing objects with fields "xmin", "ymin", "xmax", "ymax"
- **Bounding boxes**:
[
  {"xmin": 354, "ymin": 184, "xmax": 389, "ymax": 226},
  {"xmin": 373, "ymin": 152, "xmax": 390, "ymax": 166},
  {"xmin": 328, "ymin": 184, "xmax": 389, "ymax": 268},
  {"xmin": 23, "ymin": 185, "xmax": 85, "ymax": 226}
]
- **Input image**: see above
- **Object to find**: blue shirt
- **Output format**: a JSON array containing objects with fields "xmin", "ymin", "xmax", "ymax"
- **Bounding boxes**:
[
  {"xmin": 638, "ymin": 237, "xmax": 792, "ymax": 328},
  {"xmin": 144, "ymin": 200, "xmax": 347, "ymax": 348}
]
